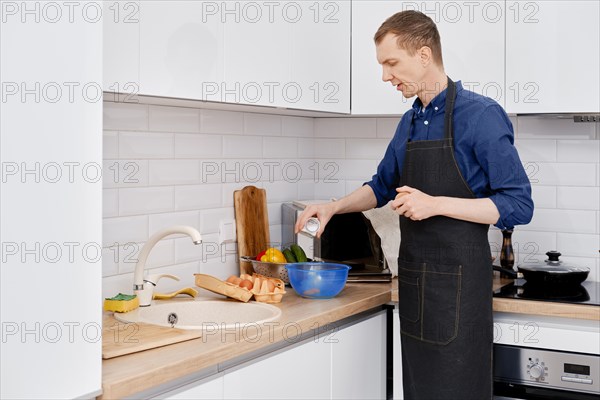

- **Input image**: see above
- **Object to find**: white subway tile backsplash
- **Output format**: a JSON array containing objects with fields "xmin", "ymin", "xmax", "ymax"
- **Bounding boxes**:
[
  {"xmin": 103, "ymin": 188, "xmax": 119, "ymax": 218},
  {"xmin": 315, "ymin": 118, "xmax": 377, "ymax": 138},
  {"xmin": 298, "ymin": 138, "xmax": 316, "ymax": 158},
  {"xmin": 103, "ymin": 131, "xmax": 119, "ymax": 159},
  {"xmin": 223, "ymin": 135, "xmax": 263, "ymax": 158},
  {"xmin": 102, "ymin": 102, "xmax": 600, "ymax": 285},
  {"xmin": 199, "ymin": 207, "xmax": 235, "ymax": 235},
  {"xmin": 201, "ymin": 109, "xmax": 243, "ymax": 134},
  {"xmin": 174, "ymin": 134, "xmax": 222, "ymax": 158},
  {"xmin": 339, "ymin": 159, "xmax": 379, "ymax": 180},
  {"xmin": 244, "ymin": 113, "xmax": 281, "ymax": 136},
  {"xmin": 103, "ymin": 102, "xmax": 148, "ymax": 131},
  {"xmin": 530, "ymin": 186, "xmax": 556, "ymax": 209},
  {"xmin": 557, "ymin": 187, "xmax": 600, "ymax": 210},
  {"xmin": 282, "ymin": 116, "xmax": 314, "ymax": 137},
  {"xmin": 557, "ymin": 233, "xmax": 600, "ymax": 258},
  {"xmin": 531, "ymin": 163, "xmax": 596, "ymax": 186},
  {"xmin": 346, "ymin": 139, "xmax": 389, "ymax": 159},
  {"xmin": 262, "ymin": 137, "xmax": 298, "ymax": 159},
  {"xmin": 149, "ymin": 105, "xmax": 200, "ymax": 133},
  {"xmin": 117, "ymin": 239, "xmax": 175, "ymax": 273},
  {"xmin": 521, "ymin": 209, "xmax": 597, "ymax": 234},
  {"xmin": 376, "ymin": 118, "xmax": 399, "ymax": 139},
  {"xmin": 103, "ymin": 159, "xmax": 149, "ymax": 188},
  {"xmin": 148, "ymin": 160, "xmax": 200, "ymax": 186},
  {"xmin": 557, "ymin": 140, "xmax": 600, "ymax": 163},
  {"xmin": 119, "ymin": 187, "xmax": 174, "ymax": 216},
  {"xmin": 514, "ymin": 140, "xmax": 556, "ymax": 162},
  {"xmin": 103, "ymin": 215, "xmax": 148, "ymax": 247},
  {"xmin": 314, "ymin": 138, "xmax": 345, "ymax": 158},
  {"xmin": 200, "ymin": 258, "xmax": 239, "ymax": 281},
  {"xmin": 517, "ymin": 116, "xmax": 596, "ymax": 140},
  {"xmin": 148, "ymin": 211, "xmax": 200, "ymax": 237},
  {"xmin": 175, "ymin": 184, "xmax": 222, "ymax": 211},
  {"xmin": 262, "ymin": 180, "xmax": 298, "ymax": 203},
  {"xmin": 174, "ymin": 235, "xmax": 206, "ymax": 264},
  {"xmin": 101, "ymin": 247, "xmax": 119, "ymax": 277},
  {"xmin": 119, "ymin": 131, "xmax": 174, "ymax": 159}
]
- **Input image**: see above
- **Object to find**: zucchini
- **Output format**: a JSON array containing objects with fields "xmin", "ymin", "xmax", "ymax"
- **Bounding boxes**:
[{"xmin": 291, "ymin": 244, "xmax": 308, "ymax": 262}]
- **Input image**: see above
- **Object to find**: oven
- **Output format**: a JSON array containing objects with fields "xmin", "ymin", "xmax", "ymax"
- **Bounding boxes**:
[{"xmin": 492, "ymin": 281, "xmax": 600, "ymax": 400}]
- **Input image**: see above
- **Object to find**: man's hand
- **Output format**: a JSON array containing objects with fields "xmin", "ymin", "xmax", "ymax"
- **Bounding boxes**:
[
  {"xmin": 294, "ymin": 202, "xmax": 336, "ymax": 238},
  {"xmin": 390, "ymin": 186, "xmax": 440, "ymax": 221}
]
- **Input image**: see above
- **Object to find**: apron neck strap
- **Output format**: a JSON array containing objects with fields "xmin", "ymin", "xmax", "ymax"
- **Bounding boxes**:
[{"xmin": 444, "ymin": 77, "xmax": 456, "ymax": 140}]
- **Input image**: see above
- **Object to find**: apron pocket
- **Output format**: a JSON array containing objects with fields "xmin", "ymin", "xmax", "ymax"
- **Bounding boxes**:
[
  {"xmin": 421, "ymin": 262, "xmax": 462, "ymax": 345},
  {"xmin": 397, "ymin": 261, "xmax": 423, "ymax": 339},
  {"xmin": 397, "ymin": 260, "xmax": 462, "ymax": 345}
]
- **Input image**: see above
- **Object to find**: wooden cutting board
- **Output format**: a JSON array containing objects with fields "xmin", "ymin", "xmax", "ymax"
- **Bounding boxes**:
[
  {"xmin": 234, "ymin": 186, "xmax": 270, "ymax": 275},
  {"xmin": 102, "ymin": 314, "xmax": 202, "ymax": 359}
]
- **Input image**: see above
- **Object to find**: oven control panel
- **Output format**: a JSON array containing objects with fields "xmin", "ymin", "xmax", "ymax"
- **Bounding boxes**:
[{"xmin": 494, "ymin": 344, "xmax": 599, "ymax": 394}]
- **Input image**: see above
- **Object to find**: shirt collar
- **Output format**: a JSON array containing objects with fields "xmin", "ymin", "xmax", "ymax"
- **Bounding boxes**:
[{"xmin": 411, "ymin": 80, "xmax": 463, "ymax": 114}]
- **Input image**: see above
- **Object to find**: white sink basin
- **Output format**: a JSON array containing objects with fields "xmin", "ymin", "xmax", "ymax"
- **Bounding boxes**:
[{"xmin": 114, "ymin": 299, "xmax": 282, "ymax": 330}]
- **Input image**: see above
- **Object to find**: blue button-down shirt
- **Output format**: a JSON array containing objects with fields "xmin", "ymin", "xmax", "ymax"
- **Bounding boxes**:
[{"xmin": 366, "ymin": 81, "xmax": 534, "ymax": 229}]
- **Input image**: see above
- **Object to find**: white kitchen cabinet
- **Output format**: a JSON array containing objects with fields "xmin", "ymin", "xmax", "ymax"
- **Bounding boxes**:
[
  {"xmin": 393, "ymin": 307, "xmax": 403, "ymax": 400},
  {"xmin": 288, "ymin": 2, "xmax": 351, "ymax": 112},
  {"xmin": 160, "ymin": 373, "xmax": 224, "ymax": 400},
  {"xmin": 222, "ymin": 1, "xmax": 350, "ymax": 112},
  {"xmin": 1, "ymin": 1, "xmax": 102, "ymax": 397},
  {"xmin": 135, "ymin": 1, "xmax": 350, "ymax": 112},
  {"xmin": 138, "ymin": 1, "xmax": 225, "ymax": 101},
  {"xmin": 103, "ymin": 0, "xmax": 141, "ymax": 100},
  {"xmin": 331, "ymin": 311, "xmax": 387, "ymax": 399},
  {"xmin": 506, "ymin": 1, "xmax": 600, "ymax": 113},
  {"xmin": 351, "ymin": 1, "xmax": 505, "ymax": 115},
  {"xmin": 223, "ymin": 335, "xmax": 331, "ymax": 399}
]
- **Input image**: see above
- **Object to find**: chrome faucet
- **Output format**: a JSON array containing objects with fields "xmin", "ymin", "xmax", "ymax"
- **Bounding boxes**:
[{"xmin": 133, "ymin": 225, "xmax": 202, "ymax": 306}]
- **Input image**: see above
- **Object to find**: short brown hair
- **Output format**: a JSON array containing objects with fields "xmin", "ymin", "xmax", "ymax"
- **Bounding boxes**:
[{"xmin": 374, "ymin": 10, "xmax": 443, "ymax": 66}]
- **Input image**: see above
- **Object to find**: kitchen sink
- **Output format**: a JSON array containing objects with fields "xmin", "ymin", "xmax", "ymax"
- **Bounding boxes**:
[{"xmin": 114, "ymin": 299, "xmax": 282, "ymax": 330}]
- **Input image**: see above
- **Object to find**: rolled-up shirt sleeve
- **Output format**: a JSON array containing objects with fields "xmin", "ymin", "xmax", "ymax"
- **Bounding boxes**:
[
  {"xmin": 471, "ymin": 105, "xmax": 534, "ymax": 229},
  {"xmin": 365, "ymin": 124, "xmax": 404, "ymax": 208}
]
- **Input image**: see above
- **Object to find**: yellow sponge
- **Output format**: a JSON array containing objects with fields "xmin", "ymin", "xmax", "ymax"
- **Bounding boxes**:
[{"xmin": 103, "ymin": 293, "xmax": 139, "ymax": 313}]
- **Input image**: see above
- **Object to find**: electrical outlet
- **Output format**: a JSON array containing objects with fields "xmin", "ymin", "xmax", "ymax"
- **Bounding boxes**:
[{"xmin": 219, "ymin": 219, "xmax": 236, "ymax": 244}]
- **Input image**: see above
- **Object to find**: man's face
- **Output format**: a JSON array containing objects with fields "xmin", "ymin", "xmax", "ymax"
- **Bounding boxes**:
[{"xmin": 376, "ymin": 33, "xmax": 425, "ymax": 99}]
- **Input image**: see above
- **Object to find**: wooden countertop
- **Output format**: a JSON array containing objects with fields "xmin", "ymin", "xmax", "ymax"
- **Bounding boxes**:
[
  {"xmin": 103, "ymin": 276, "xmax": 599, "ymax": 399},
  {"xmin": 100, "ymin": 282, "xmax": 392, "ymax": 399},
  {"xmin": 392, "ymin": 272, "xmax": 600, "ymax": 321}
]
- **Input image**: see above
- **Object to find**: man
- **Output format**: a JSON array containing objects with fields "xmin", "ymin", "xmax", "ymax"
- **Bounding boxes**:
[{"xmin": 295, "ymin": 10, "xmax": 534, "ymax": 400}]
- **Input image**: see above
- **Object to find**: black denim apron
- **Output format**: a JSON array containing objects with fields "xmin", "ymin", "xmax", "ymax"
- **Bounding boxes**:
[{"xmin": 397, "ymin": 78, "xmax": 493, "ymax": 399}]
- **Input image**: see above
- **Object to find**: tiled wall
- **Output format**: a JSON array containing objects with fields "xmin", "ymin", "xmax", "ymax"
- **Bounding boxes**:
[{"xmin": 102, "ymin": 103, "xmax": 600, "ymax": 297}]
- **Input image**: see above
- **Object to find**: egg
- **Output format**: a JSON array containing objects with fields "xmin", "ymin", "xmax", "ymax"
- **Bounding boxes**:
[
  {"xmin": 239, "ymin": 279, "xmax": 253, "ymax": 290},
  {"xmin": 226, "ymin": 275, "xmax": 242, "ymax": 285},
  {"xmin": 266, "ymin": 280, "xmax": 275, "ymax": 292}
]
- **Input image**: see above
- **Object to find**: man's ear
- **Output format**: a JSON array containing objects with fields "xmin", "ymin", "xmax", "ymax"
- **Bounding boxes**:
[{"xmin": 419, "ymin": 46, "xmax": 432, "ymax": 67}]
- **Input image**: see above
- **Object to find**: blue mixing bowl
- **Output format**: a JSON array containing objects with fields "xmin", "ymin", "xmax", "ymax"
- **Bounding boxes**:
[{"xmin": 285, "ymin": 262, "xmax": 351, "ymax": 299}]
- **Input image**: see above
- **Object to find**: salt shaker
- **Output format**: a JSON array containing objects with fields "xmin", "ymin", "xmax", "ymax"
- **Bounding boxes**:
[{"xmin": 301, "ymin": 217, "xmax": 320, "ymax": 236}]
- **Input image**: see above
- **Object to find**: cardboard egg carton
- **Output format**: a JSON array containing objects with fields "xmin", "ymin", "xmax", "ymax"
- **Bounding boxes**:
[{"xmin": 240, "ymin": 273, "xmax": 286, "ymax": 303}]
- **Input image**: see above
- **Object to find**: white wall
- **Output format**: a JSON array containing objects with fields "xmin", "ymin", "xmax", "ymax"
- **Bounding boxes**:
[{"xmin": 102, "ymin": 103, "xmax": 600, "ymax": 297}]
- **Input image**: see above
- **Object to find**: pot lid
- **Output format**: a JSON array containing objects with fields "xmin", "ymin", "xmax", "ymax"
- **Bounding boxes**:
[{"xmin": 517, "ymin": 251, "xmax": 590, "ymax": 273}]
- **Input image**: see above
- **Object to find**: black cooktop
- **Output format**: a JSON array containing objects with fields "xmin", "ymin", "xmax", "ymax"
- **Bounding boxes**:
[{"xmin": 493, "ymin": 279, "xmax": 600, "ymax": 306}]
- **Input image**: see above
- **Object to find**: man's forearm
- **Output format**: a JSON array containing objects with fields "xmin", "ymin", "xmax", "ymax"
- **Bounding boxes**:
[
  {"xmin": 333, "ymin": 185, "xmax": 378, "ymax": 214},
  {"xmin": 435, "ymin": 196, "xmax": 500, "ymax": 225}
]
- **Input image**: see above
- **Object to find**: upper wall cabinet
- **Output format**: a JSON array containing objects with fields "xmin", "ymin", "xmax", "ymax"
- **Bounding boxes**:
[
  {"xmin": 103, "ymin": 1, "xmax": 141, "ymax": 100},
  {"xmin": 505, "ymin": 1, "xmax": 600, "ymax": 113},
  {"xmin": 138, "ymin": 1, "xmax": 225, "ymax": 102},
  {"xmin": 105, "ymin": 1, "xmax": 350, "ymax": 113},
  {"xmin": 352, "ymin": 1, "xmax": 505, "ymax": 115}
]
